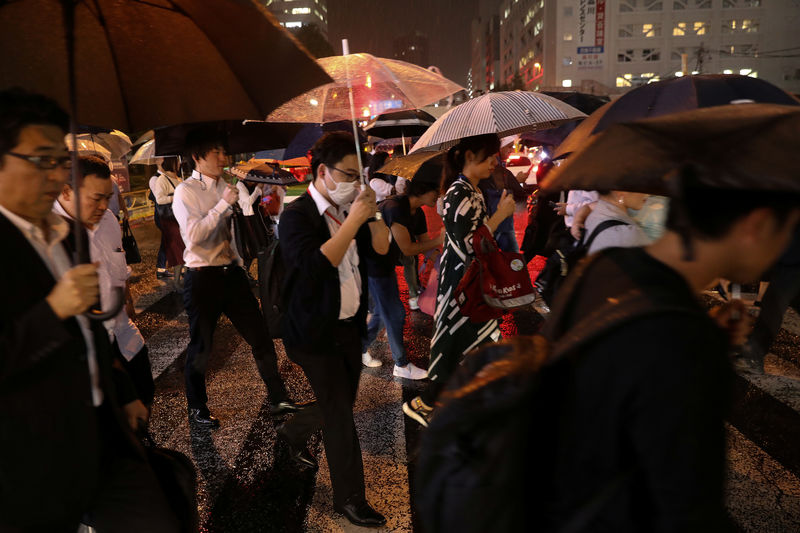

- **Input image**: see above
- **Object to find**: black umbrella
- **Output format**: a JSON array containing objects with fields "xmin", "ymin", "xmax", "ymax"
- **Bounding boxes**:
[
  {"xmin": 364, "ymin": 109, "xmax": 436, "ymax": 139},
  {"xmin": 154, "ymin": 121, "xmax": 305, "ymax": 157},
  {"xmin": 554, "ymin": 74, "xmax": 800, "ymax": 159},
  {"xmin": 541, "ymin": 103, "xmax": 800, "ymax": 195},
  {"xmin": 520, "ymin": 91, "xmax": 609, "ymax": 148},
  {"xmin": 0, "ymin": 0, "xmax": 330, "ymax": 319}
]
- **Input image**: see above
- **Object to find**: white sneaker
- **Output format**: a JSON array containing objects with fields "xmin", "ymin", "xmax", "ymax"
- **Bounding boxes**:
[
  {"xmin": 393, "ymin": 362, "xmax": 428, "ymax": 380},
  {"xmin": 362, "ymin": 351, "xmax": 382, "ymax": 367},
  {"xmin": 408, "ymin": 297, "xmax": 419, "ymax": 311}
]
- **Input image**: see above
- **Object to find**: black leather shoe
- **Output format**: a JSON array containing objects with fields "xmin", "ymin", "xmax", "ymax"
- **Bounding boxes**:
[
  {"xmin": 334, "ymin": 498, "xmax": 386, "ymax": 528},
  {"xmin": 270, "ymin": 399, "xmax": 315, "ymax": 416},
  {"xmin": 276, "ymin": 423, "xmax": 318, "ymax": 471},
  {"xmin": 156, "ymin": 269, "xmax": 174, "ymax": 279},
  {"xmin": 188, "ymin": 408, "xmax": 220, "ymax": 428}
]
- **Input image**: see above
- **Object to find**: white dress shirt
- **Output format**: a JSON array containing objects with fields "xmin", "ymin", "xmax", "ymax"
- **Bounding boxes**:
[
  {"xmin": 564, "ymin": 189, "xmax": 600, "ymax": 228},
  {"xmin": 369, "ymin": 177, "xmax": 394, "ymax": 202},
  {"xmin": 308, "ymin": 182, "xmax": 361, "ymax": 319},
  {"xmin": 172, "ymin": 170, "xmax": 242, "ymax": 268},
  {"xmin": 0, "ymin": 204, "xmax": 103, "ymax": 406},
  {"xmin": 53, "ymin": 202, "xmax": 145, "ymax": 361},
  {"xmin": 236, "ymin": 181, "xmax": 263, "ymax": 216}
]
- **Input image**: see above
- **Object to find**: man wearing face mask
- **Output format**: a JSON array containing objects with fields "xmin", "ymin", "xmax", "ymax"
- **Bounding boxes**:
[
  {"xmin": 276, "ymin": 132, "xmax": 391, "ymax": 528},
  {"xmin": 172, "ymin": 130, "xmax": 301, "ymax": 428}
]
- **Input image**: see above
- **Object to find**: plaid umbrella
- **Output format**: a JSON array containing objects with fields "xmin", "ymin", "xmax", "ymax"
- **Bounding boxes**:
[{"xmin": 410, "ymin": 91, "xmax": 585, "ymax": 153}]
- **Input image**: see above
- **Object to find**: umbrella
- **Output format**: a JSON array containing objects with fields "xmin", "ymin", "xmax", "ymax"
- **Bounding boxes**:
[
  {"xmin": 364, "ymin": 109, "xmax": 436, "ymax": 139},
  {"xmin": 374, "ymin": 136, "xmax": 421, "ymax": 153},
  {"xmin": 378, "ymin": 150, "xmax": 446, "ymax": 181},
  {"xmin": 64, "ymin": 135, "xmax": 112, "ymax": 161},
  {"xmin": 153, "ymin": 120, "xmax": 305, "ymax": 157},
  {"xmin": 520, "ymin": 91, "xmax": 609, "ymax": 148},
  {"xmin": 541, "ymin": 103, "xmax": 800, "ymax": 196},
  {"xmin": 409, "ymin": 91, "xmax": 586, "ymax": 153},
  {"xmin": 230, "ymin": 159, "xmax": 301, "ymax": 186},
  {"xmin": 129, "ymin": 139, "xmax": 180, "ymax": 166},
  {"xmin": 282, "ymin": 120, "xmax": 364, "ymax": 159},
  {"xmin": 0, "ymin": 0, "xmax": 331, "ymax": 132},
  {"xmin": 553, "ymin": 74, "xmax": 800, "ymax": 159},
  {"xmin": 266, "ymin": 53, "xmax": 464, "ymax": 124}
]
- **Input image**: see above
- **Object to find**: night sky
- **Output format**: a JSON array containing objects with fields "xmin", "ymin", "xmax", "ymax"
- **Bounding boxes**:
[{"xmin": 328, "ymin": 0, "xmax": 481, "ymax": 86}]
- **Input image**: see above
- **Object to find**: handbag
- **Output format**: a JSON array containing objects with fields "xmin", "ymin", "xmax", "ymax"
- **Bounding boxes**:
[
  {"xmin": 155, "ymin": 201, "xmax": 175, "ymax": 221},
  {"xmin": 418, "ymin": 255, "xmax": 440, "ymax": 316},
  {"xmin": 121, "ymin": 219, "xmax": 142, "ymax": 264},
  {"xmin": 454, "ymin": 225, "xmax": 535, "ymax": 323},
  {"xmin": 140, "ymin": 430, "xmax": 199, "ymax": 533}
]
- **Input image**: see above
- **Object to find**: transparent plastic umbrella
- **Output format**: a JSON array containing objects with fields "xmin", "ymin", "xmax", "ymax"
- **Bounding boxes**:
[
  {"xmin": 64, "ymin": 135, "xmax": 112, "ymax": 161},
  {"xmin": 266, "ymin": 52, "xmax": 464, "ymax": 124},
  {"xmin": 129, "ymin": 139, "xmax": 180, "ymax": 165}
]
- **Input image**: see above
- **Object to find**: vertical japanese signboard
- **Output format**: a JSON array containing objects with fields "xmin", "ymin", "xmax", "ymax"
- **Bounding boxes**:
[{"xmin": 577, "ymin": 0, "xmax": 605, "ymax": 70}]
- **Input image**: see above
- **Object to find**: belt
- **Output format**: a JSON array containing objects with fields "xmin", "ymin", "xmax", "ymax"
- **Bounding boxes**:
[
  {"xmin": 338, "ymin": 316, "xmax": 356, "ymax": 324},
  {"xmin": 187, "ymin": 263, "xmax": 239, "ymax": 272}
]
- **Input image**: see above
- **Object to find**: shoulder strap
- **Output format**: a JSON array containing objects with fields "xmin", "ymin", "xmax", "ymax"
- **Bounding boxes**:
[{"xmin": 582, "ymin": 219, "xmax": 628, "ymax": 250}]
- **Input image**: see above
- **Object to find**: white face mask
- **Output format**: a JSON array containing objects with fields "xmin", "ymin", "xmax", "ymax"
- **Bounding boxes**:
[{"xmin": 326, "ymin": 171, "xmax": 359, "ymax": 207}]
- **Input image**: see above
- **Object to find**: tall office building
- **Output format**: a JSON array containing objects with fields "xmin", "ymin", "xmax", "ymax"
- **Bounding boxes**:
[
  {"xmin": 393, "ymin": 31, "xmax": 431, "ymax": 68},
  {"xmin": 474, "ymin": 0, "xmax": 799, "ymax": 95},
  {"xmin": 264, "ymin": 0, "xmax": 328, "ymax": 38}
]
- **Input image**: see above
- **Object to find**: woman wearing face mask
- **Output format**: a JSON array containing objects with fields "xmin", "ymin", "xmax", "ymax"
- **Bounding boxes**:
[{"xmin": 403, "ymin": 134, "xmax": 516, "ymax": 428}]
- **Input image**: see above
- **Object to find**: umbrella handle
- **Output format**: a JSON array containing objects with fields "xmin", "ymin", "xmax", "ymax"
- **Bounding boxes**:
[{"xmin": 85, "ymin": 286, "xmax": 124, "ymax": 321}]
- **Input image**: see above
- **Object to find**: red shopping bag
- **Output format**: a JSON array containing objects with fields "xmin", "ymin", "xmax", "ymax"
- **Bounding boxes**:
[{"xmin": 454, "ymin": 225, "xmax": 535, "ymax": 323}]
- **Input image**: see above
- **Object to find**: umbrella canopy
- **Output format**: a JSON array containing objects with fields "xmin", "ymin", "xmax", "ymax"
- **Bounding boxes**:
[
  {"xmin": 541, "ymin": 103, "xmax": 800, "ymax": 196},
  {"xmin": 282, "ymin": 120, "xmax": 364, "ymax": 159},
  {"xmin": 520, "ymin": 91, "xmax": 609, "ymax": 148},
  {"xmin": 553, "ymin": 74, "xmax": 800, "ymax": 159},
  {"xmin": 378, "ymin": 150, "xmax": 446, "ymax": 181},
  {"xmin": 0, "ymin": 0, "xmax": 331, "ymax": 132},
  {"xmin": 364, "ymin": 109, "xmax": 436, "ymax": 139},
  {"xmin": 374, "ymin": 136, "xmax": 421, "ymax": 152},
  {"xmin": 265, "ymin": 53, "xmax": 464, "ymax": 123},
  {"xmin": 64, "ymin": 135, "xmax": 112, "ymax": 160},
  {"xmin": 410, "ymin": 91, "xmax": 586, "ymax": 153},
  {"xmin": 230, "ymin": 159, "xmax": 301, "ymax": 186},
  {"xmin": 154, "ymin": 120, "xmax": 304, "ymax": 157},
  {"xmin": 129, "ymin": 139, "xmax": 180, "ymax": 165}
]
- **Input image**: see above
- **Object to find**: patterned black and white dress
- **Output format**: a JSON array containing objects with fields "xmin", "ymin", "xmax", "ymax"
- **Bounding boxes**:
[{"xmin": 429, "ymin": 175, "xmax": 501, "ymax": 382}]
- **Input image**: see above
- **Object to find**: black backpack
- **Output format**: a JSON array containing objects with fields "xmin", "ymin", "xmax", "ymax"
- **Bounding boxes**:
[
  {"xmin": 257, "ymin": 237, "xmax": 286, "ymax": 339},
  {"xmin": 415, "ymin": 255, "xmax": 692, "ymax": 533},
  {"xmin": 534, "ymin": 219, "xmax": 628, "ymax": 306}
]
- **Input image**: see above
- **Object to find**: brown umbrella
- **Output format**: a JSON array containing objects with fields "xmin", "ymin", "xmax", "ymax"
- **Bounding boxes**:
[
  {"xmin": 0, "ymin": 0, "xmax": 331, "ymax": 132},
  {"xmin": 378, "ymin": 150, "xmax": 446, "ymax": 182},
  {"xmin": 541, "ymin": 103, "xmax": 800, "ymax": 195}
]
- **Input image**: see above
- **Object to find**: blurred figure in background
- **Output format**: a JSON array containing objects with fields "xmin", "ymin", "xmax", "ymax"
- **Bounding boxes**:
[{"xmin": 151, "ymin": 157, "xmax": 185, "ymax": 285}]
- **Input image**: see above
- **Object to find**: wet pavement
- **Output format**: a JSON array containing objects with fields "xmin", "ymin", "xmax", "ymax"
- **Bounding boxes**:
[{"xmin": 126, "ymin": 218, "xmax": 800, "ymax": 532}]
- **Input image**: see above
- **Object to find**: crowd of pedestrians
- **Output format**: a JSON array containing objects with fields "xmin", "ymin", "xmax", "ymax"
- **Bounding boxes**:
[{"xmin": 2, "ymin": 84, "xmax": 799, "ymax": 533}]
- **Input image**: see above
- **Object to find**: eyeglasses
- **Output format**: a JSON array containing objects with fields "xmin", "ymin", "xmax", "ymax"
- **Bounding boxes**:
[
  {"xmin": 7, "ymin": 152, "xmax": 72, "ymax": 170},
  {"xmin": 330, "ymin": 166, "xmax": 361, "ymax": 183}
]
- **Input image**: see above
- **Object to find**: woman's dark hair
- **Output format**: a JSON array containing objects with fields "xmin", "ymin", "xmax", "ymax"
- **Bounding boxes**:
[
  {"xmin": 0, "ymin": 88, "xmax": 69, "ymax": 165},
  {"xmin": 368, "ymin": 151, "xmax": 393, "ymax": 184},
  {"xmin": 667, "ymin": 164, "xmax": 800, "ymax": 240},
  {"xmin": 160, "ymin": 157, "xmax": 180, "ymax": 174},
  {"xmin": 407, "ymin": 176, "xmax": 440, "ymax": 197},
  {"xmin": 442, "ymin": 134, "xmax": 500, "ymax": 192},
  {"xmin": 310, "ymin": 131, "xmax": 358, "ymax": 180}
]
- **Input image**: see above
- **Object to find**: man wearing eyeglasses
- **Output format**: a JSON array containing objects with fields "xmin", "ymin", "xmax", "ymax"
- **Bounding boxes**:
[
  {"xmin": 172, "ymin": 129, "xmax": 301, "ymax": 428},
  {"xmin": 276, "ymin": 132, "xmax": 390, "ymax": 527},
  {"xmin": 0, "ymin": 88, "xmax": 179, "ymax": 531}
]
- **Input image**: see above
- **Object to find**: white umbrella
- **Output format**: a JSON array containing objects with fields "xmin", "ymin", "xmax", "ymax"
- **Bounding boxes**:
[
  {"xmin": 129, "ymin": 139, "xmax": 180, "ymax": 165},
  {"xmin": 410, "ymin": 91, "xmax": 586, "ymax": 153},
  {"xmin": 64, "ymin": 135, "xmax": 112, "ymax": 161}
]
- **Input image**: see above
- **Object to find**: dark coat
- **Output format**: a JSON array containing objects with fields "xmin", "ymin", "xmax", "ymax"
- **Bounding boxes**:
[
  {"xmin": 0, "ymin": 212, "xmax": 141, "ymax": 529},
  {"xmin": 279, "ymin": 191, "xmax": 373, "ymax": 350},
  {"xmin": 541, "ymin": 247, "xmax": 733, "ymax": 532}
]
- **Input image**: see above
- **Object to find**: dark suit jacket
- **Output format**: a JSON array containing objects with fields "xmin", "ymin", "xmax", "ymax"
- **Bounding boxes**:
[
  {"xmin": 279, "ymin": 192, "xmax": 373, "ymax": 351},
  {"xmin": 0, "ymin": 212, "xmax": 141, "ymax": 528}
]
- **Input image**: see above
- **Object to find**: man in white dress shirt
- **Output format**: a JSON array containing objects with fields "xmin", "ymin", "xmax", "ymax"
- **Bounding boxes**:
[{"xmin": 172, "ymin": 131, "xmax": 300, "ymax": 428}]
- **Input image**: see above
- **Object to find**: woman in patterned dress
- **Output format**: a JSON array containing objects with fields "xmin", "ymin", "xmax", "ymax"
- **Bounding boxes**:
[{"xmin": 403, "ymin": 134, "xmax": 516, "ymax": 427}]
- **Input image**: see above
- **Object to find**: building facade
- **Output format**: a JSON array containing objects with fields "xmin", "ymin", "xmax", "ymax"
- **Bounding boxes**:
[
  {"xmin": 393, "ymin": 31, "xmax": 431, "ymax": 68},
  {"xmin": 473, "ymin": 0, "xmax": 800, "ymax": 95},
  {"xmin": 263, "ymin": 0, "xmax": 328, "ymax": 37}
]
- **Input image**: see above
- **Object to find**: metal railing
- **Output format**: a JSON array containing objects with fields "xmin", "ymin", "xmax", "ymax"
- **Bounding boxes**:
[{"xmin": 122, "ymin": 189, "xmax": 154, "ymax": 222}]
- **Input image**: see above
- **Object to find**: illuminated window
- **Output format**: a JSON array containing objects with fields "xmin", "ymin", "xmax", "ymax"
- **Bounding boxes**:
[
  {"xmin": 562, "ymin": 79, "xmax": 572, "ymax": 88},
  {"xmin": 291, "ymin": 7, "xmax": 310, "ymax": 14},
  {"xmin": 693, "ymin": 22, "xmax": 707, "ymax": 35},
  {"xmin": 673, "ymin": 22, "xmax": 687, "ymax": 36},
  {"xmin": 564, "ymin": 32, "xmax": 573, "ymax": 41},
  {"xmin": 285, "ymin": 21, "xmax": 302, "ymax": 28},
  {"xmin": 617, "ymin": 76, "xmax": 632, "ymax": 87}
]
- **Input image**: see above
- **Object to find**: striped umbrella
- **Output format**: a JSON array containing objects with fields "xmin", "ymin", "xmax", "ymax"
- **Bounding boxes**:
[{"xmin": 409, "ymin": 91, "xmax": 586, "ymax": 153}]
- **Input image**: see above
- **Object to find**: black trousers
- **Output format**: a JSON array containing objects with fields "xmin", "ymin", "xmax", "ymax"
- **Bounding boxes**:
[
  {"xmin": 281, "ymin": 321, "xmax": 365, "ymax": 507},
  {"xmin": 115, "ymin": 343, "xmax": 156, "ymax": 407},
  {"xmin": 182, "ymin": 265, "xmax": 287, "ymax": 411}
]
